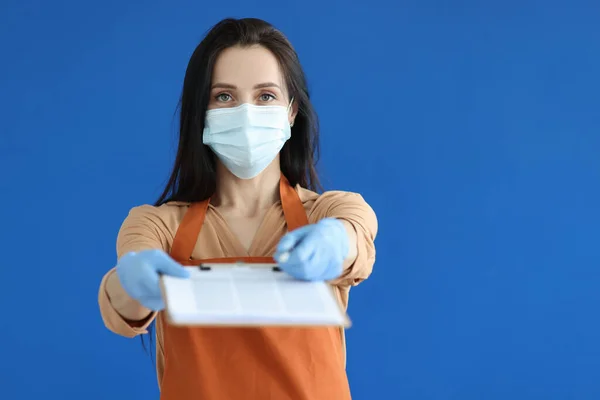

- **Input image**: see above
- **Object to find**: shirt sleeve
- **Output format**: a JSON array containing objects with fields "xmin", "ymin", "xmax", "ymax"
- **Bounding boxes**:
[
  {"xmin": 308, "ymin": 191, "xmax": 378, "ymax": 287},
  {"xmin": 98, "ymin": 205, "xmax": 175, "ymax": 338}
]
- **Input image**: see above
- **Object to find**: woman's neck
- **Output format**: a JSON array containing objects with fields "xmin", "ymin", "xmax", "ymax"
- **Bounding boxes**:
[{"xmin": 211, "ymin": 159, "xmax": 281, "ymax": 215}]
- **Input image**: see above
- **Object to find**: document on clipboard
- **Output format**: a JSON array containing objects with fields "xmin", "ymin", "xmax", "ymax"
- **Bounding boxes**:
[{"xmin": 160, "ymin": 263, "xmax": 350, "ymax": 327}]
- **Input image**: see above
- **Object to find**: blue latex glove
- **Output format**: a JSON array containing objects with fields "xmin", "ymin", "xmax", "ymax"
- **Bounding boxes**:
[
  {"xmin": 116, "ymin": 249, "xmax": 190, "ymax": 311},
  {"xmin": 274, "ymin": 218, "xmax": 350, "ymax": 281}
]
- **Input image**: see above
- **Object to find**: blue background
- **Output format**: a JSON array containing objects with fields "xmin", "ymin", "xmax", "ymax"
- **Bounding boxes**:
[{"xmin": 1, "ymin": 1, "xmax": 599, "ymax": 399}]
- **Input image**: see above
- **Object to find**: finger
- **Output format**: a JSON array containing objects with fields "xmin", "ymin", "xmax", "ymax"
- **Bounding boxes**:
[
  {"xmin": 280, "ymin": 263, "xmax": 307, "ymax": 280},
  {"xmin": 275, "ymin": 251, "xmax": 291, "ymax": 263},
  {"xmin": 276, "ymin": 226, "xmax": 313, "ymax": 254},
  {"xmin": 284, "ymin": 236, "xmax": 317, "ymax": 264},
  {"xmin": 277, "ymin": 253, "xmax": 309, "ymax": 279},
  {"xmin": 140, "ymin": 265, "xmax": 161, "ymax": 293},
  {"xmin": 149, "ymin": 250, "xmax": 190, "ymax": 278},
  {"xmin": 280, "ymin": 247, "xmax": 318, "ymax": 281}
]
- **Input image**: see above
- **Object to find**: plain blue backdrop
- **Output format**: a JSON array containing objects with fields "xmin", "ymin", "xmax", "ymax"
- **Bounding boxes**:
[{"xmin": 1, "ymin": 1, "xmax": 599, "ymax": 399}]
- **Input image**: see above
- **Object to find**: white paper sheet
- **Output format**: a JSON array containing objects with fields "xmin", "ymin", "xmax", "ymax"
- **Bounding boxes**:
[{"xmin": 160, "ymin": 263, "xmax": 350, "ymax": 327}]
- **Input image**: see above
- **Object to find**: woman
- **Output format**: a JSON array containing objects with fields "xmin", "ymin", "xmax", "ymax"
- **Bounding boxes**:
[{"xmin": 98, "ymin": 17, "xmax": 377, "ymax": 400}]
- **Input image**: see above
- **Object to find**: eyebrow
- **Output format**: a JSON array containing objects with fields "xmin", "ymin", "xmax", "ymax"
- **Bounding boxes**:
[{"xmin": 211, "ymin": 82, "xmax": 281, "ymax": 90}]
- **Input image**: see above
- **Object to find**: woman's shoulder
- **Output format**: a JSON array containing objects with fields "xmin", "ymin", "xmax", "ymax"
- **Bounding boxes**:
[
  {"xmin": 296, "ymin": 185, "xmax": 376, "ymax": 217},
  {"xmin": 296, "ymin": 185, "xmax": 372, "ymax": 206},
  {"xmin": 122, "ymin": 201, "xmax": 192, "ymax": 228},
  {"xmin": 296, "ymin": 184, "xmax": 377, "ymax": 236},
  {"xmin": 127, "ymin": 200, "xmax": 190, "ymax": 214},
  {"xmin": 115, "ymin": 201, "xmax": 194, "ymax": 257}
]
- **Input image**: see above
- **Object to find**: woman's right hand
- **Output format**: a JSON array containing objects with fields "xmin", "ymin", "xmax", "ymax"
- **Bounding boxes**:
[{"xmin": 116, "ymin": 249, "xmax": 190, "ymax": 312}]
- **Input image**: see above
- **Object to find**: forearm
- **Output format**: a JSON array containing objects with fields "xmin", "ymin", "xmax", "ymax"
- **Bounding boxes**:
[
  {"xmin": 308, "ymin": 191, "xmax": 377, "ymax": 287},
  {"xmin": 105, "ymin": 271, "xmax": 154, "ymax": 323},
  {"xmin": 329, "ymin": 216, "xmax": 376, "ymax": 287},
  {"xmin": 340, "ymin": 219, "xmax": 358, "ymax": 271}
]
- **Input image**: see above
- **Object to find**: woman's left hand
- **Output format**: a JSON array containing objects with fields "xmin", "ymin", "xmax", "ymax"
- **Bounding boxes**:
[{"xmin": 274, "ymin": 218, "xmax": 349, "ymax": 281}]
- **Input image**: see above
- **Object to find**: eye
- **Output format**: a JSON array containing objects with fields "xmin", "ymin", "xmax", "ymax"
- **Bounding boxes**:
[
  {"xmin": 259, "ymin": 93, "xmax": 276, "ymax": 102},
  {"xmin": 215, "ymin": 93, "xmax": 232, "ymax": 102}
]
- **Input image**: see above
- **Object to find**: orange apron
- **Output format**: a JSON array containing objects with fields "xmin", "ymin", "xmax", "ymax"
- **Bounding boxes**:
[{"xmin": 159, "ymin": 176, "xmax": 352, "ymax": 400}]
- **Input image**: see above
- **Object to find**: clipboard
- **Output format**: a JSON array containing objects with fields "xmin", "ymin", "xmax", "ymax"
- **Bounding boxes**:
[{"xmin": 160, "ymin": 263, "xmax": 351, "ymax": 328}]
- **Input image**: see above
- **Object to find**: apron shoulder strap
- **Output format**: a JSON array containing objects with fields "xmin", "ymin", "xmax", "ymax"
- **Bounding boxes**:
[
  {"xmin": 279, "ymin": 175, "xmax": 309, "ymax": 231},
  {"xmin": 169, "ymin": 200, "xmax": 210, "ymax": 261}
]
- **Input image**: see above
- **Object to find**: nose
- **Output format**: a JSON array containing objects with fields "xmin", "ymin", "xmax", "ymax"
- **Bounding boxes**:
[{"xmin": 230, "ymin": 90, "xmax": 255, "ymax": 106}]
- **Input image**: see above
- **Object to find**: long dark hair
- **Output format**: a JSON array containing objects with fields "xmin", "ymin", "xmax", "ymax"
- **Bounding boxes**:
[{"xmin": 142, "ymin": 17, "xmax": 323, "ymax": 356}]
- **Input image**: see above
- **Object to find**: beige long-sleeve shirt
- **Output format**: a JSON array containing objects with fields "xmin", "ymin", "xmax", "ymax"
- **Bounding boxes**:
[{"xmin": 98, "ymin": 185, "xmax": 377, "ymax": 384}]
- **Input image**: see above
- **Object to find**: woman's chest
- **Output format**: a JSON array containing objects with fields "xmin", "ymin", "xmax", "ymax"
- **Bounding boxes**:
[
  {"xmin": 220, "ymin": 213, "xmax": 266, "ymax": 252},
  {"xmin": 190, "ymin": 209, "xmax": 287, "ymax": 259}
]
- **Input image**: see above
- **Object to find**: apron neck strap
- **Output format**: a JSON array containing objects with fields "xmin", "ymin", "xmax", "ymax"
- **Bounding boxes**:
[
  {"xmin": 170, "ymin": 174, "xmax": 308, "ymax": 261},
  {"xmin": 279, "ymin": 174, "xmax": 309, "ymax": 232}
]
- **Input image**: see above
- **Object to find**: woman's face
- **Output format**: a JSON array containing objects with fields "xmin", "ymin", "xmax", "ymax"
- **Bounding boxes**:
[{"xmin": 208, "ymin": 45, "xmax": 297, "ymax": 124}]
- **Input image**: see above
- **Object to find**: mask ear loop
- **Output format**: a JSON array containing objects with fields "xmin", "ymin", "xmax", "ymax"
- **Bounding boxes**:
[{"xmin": 288, "ymin": 97, "xmax": 295, "ymax": 127}]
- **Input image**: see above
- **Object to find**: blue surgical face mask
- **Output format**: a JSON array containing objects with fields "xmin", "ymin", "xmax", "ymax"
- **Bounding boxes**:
[{"xmin": 202, "ymin": 99, "xmax": 294, "ymax": 179}]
